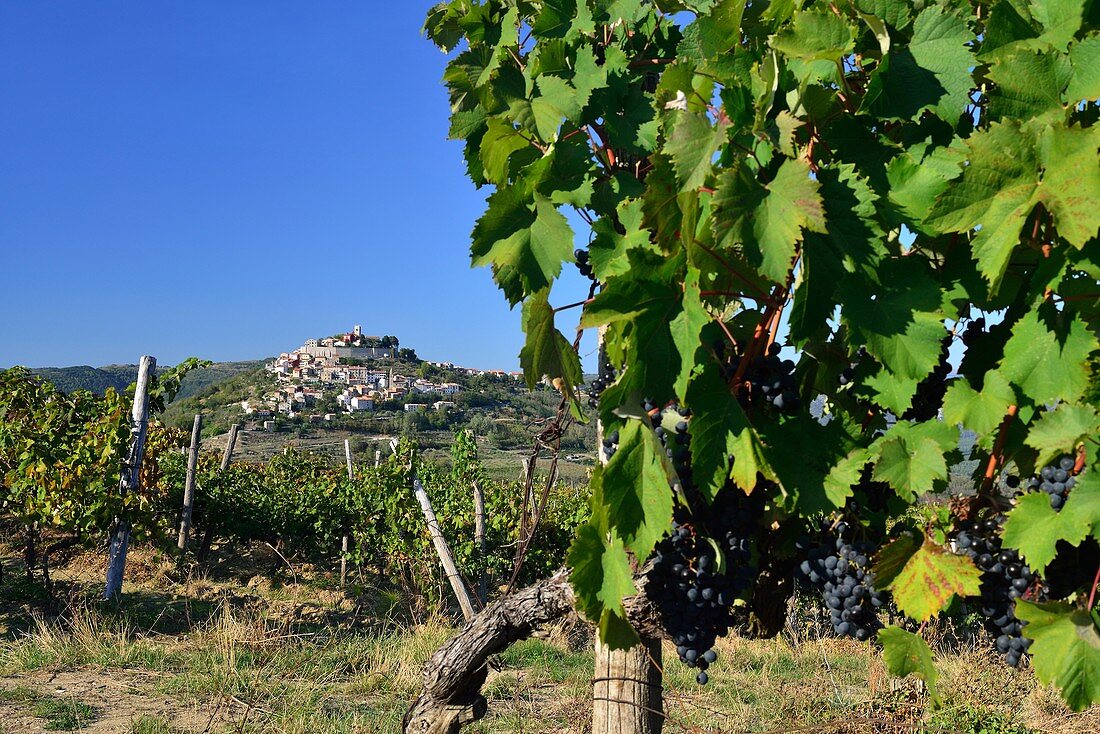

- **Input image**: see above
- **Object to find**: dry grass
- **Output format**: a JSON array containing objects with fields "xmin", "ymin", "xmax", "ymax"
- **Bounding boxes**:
[
  {"xmin": 1, "ymin": 532, "xmax": 1097, "ymax": 733},
  {"xmin": 0, "ymin": 603, "xmax": 1097, "ymax": 733}
]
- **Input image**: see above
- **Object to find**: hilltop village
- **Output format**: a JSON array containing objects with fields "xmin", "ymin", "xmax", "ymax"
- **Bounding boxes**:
[{"xmin": 244, "ymin": 325, "xmax": 523, "ymax": 424}]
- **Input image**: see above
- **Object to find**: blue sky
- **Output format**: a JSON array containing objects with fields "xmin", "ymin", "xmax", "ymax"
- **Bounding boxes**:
[{"xmin": 0, "ymin": 2, "xmax": 597, "ymax": 371}]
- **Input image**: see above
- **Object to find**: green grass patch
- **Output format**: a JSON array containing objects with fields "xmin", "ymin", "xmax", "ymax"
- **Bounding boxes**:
[
  {"xmin": 130, "ymin": 715, "xmax": 185, "ymax": 734},
  {"xmin": 926, "ymin": 703, "xmax": 1037, "ymax": 733},
  {"xmin": 0, "ymin": 685, "xmax": 100, "ymax": 730}
]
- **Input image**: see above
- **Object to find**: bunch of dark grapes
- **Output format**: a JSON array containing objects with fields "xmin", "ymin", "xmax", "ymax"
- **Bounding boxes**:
[
  {"xmin": 588, "ymin": 358, "xmax": 617, "ymax": 409},
  {"xmin": 653, "ymin": 403, "xmax": 692, "ymax": 488},
  {"xmin": 961, "ymin": 317, "xmax": 986, "ymax": 347},
  {"xmin": 1027, "ymin": 455, "xmax": 1078, "ymax": 511},
  {"xmin": 1042, "ymin": 537, "xmax": 1100, "ymax": 599},
  {"xmin": 574, "ymin": 248, "xmax": 596, "ymax": 282},
  {"xmin": 902, "ymin": 337, "xmax": 951, "ymax": 421},
  {"xmin": 648, "ymin": 402, "xmax": 772, "ymax": 684},
  {"xmin": 838, "ymin": 346, "xmax": 869, "ymax": 386},
  {"xmin": 647, "ymin": 484, "xmax": 765, "ymax": 685},
  {"xmin": 796, "ymin": 521, "xmax": 888, "ymax": 640},
  {"xmin": 649, "ymin": 521, "xmax": 733, "ymax": 686},
  {"xmin": 723, "ymin": 343, "xmax": 801, "ymax": 414},
  {"xmin": 601, "ymin": 428, "xmax": 619, "ymax": 461},
  {"xmin": 954, "ymin": 515, "xmax": 1032, "ymax": 666}
]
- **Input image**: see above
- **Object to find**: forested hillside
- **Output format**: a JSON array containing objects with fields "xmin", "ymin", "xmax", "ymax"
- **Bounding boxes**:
[{"xmin": 29, "ymin": 360, "xmax": 266, "ymax": 400}]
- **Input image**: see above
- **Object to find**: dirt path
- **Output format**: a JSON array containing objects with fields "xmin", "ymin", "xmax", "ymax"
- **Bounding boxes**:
[{"xmin": 0, "ymin": 669, "xmax": 224, "ymax": 733}]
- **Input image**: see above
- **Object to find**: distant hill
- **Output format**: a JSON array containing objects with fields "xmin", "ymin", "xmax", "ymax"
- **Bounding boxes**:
[
  {"xmin": 29, "ymin": 360, "xmax": 268, "ymax": 401},
  {"xmin": 29, "ymin": 364, "xmax": 137, "ymax": 395}
]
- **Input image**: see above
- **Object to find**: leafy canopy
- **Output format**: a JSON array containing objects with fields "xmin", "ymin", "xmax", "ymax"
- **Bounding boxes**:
[{"xmin": 427, "ymin": 0, "xmax": 1100, "ymax": 711}]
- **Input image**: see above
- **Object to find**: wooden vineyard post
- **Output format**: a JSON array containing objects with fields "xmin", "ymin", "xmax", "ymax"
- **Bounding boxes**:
[
  {"xmin": 413, "ymin": 476, "xmax": 476, "ymax": 622},
  {"xmin": 342, "ymin": 439, "xmax": 353, "ymax": 589},
  {"xmin": 518, "ymin": 456, "xmax": 533, "ymax": 545},
  {"xmin": 222, "ymin": 423, "xmax": 239, "ymax": 470},
  {"xmin": 177, "ymin": 413, "xmax": 202, "ymax": 553},
  {"xmin": 374, "ymin": 449, "xmax": 381, "ymax": 467},
  {"xmin": 593, "ymin": 638, "xmax": 664, "ymax": 734},
  {"xmin": 472, "ymin": 478, "xmax": 486, "ymax": 606},
  {"xmin": 104, "ymin": 355, "xmax": 155, "ymax": 600},
  {"xmin": 197, "ymin": 423, "xmax": 238, "ymax": 564},
  {"xmin": 591, "ymin": 329, "xmax": 663, "ymax": 734},
  {"xmin": 391, "ymin": 439, "xmax": 476, "ymax": 621}
]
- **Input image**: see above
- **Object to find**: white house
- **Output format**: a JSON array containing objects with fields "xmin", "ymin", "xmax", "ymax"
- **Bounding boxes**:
[{"xmin": 349, "ymin": 396, "xmax": 374, "ymax": 412}]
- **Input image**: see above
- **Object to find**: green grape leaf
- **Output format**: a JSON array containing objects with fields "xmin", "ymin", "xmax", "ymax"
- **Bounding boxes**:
[
  {"xmin": 1065, "ymin": 35, "xmax": 1100, "ymax": 102},
  {"xmin": 1001, "ymin": 490, "xmax": 1090, "ymax": 572},
  {"xmin": 863, "ymin": 6, "xmax": 975, "ymax": 121},
  {"xmin": 479, "ymin": 118, "xmax": 531, "ymax": 184},
  {"xmin": 519, "ymin": 288, "xmax": 584, "ymax": 402},
  {"xmin": 1025, "ymin": 403, "xmax": 1099, "ymax": 466},
  {"xmin": 687, "ymin": 364, "xmax": 773, "ymax": 500},
  {"xmin": 855, "ymin": 0, "xmax": 912, "ymax": 31},
  {"xmin": 748, "ymin": 157, "xmax": 826, "ymax": 283},
  {"xmin": 1014, "ymin": 601, "xmax": 1100, "ymax": 712},
  {"xmin": 872, "ymin": 434, "xmax": 948, "ymax": 502},
  {"xmin": 665, "ymin": 111, "xmax": 729, "ymax": 192},
  {"xmin": 770, "ymin": 10, "xmax": 854, "ymax": 62},
  {"xmin": 471, "ymin": 190, "xmax": 575, "ymax": 306},
  {"xmin": 531, "ymin": 74, "xmax": 587, "ymax": 141},
  {"xmin": 823, "ymin": 448, "xmax": 872, "ymax": 509},
  {"xmin": 580, "ymin": 270, "xmax": 686, "ymax": 409},
  {"xmin": 669, "ymin": 267, "xmax": 711, "ymax": 401},
  {"xmin": 878, "ymin": 626, "xmax": 941, "ymax": 704},
  {"xmin": 841, "ymin": 259, "xmax": 947, "ymax": 381},
  {"xmin": 568, "ymin": 522, "xmax": 638, "ymax": 621},
  {"xmin": 1034, "ymin": 122, "xmax": 1100, "ymax": 249},
  {"xmin": 927, "ymin": 121, "xmax": 1100, "ymax": 288},
  {"xmin": 925, "ymin": 122, "xmax": 1037, "ymax": 289},
  {"xmin": 999, "ymin": 310, "xmax": 1098, "ymax": 406},
  {"xmin": 872, "ymin": 532, "xmax": 922, "ymax": 589},
  {"xmin": 942, "ymin": 371, "xmax": 1016, "ymax": 437},
  {"xmin": 1066, "ymin": 466, "xmax": 1100, "ymax": 530},
  {"xmin": 1030, "ymin": 0, "xmax": 1085, "ymax": 51},
  {"xmin": 864, "ymin": 369, "xmax": 918, "ymax": 415},
  {"xmin": 877, "ymin": 533, "xmax": 982, "ymax": 621},
  {"xmin": 589, "ymin": 199, "xmax": 657, "ymax": 280},
  {"xmin": 600, "ymin": 421, "xmax": 675, "ymax": 560},
  {"xmin": 758, "ymin": 417, "xmax": 864, "ymax": 514},
  {"xmin": 679, "ymin": 0, "xmax": 747, "ymax": 60},
  {"xmin": 887, "ymin": 142, "xmax": 965, "ymax": 225},
  {"xmin": 987, "ymin": 51, "xmax": 1072, "ymax": 119},
  {"xmin": 598, "ymin": 607, "xmax": 641, "ymax": 650}
]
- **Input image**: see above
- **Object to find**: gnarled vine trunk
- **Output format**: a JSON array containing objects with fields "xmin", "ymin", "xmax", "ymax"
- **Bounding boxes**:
[
  {"xmin": 403, "ymin": 570, "xmax": 576, "ymax": 733},
  {"xmin": 403, "ymin": 569, "xmax": 666, "ymax": 733}
]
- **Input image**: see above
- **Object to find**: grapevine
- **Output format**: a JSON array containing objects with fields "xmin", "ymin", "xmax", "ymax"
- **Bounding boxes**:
[{"xmin": 426, "ymin": 0, "xmax": 1100, "ymax": 715}]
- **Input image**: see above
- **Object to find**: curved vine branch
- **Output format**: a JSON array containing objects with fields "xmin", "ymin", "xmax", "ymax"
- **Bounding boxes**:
[{"xmin": 403, "ymin": 568, "xmax": 664, "ymax": 734}]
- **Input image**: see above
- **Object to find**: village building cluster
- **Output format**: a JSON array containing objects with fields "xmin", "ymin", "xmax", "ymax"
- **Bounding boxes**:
[{"xmin": 244, "ymin": 325, "xmax": 520, "ymax": 420}]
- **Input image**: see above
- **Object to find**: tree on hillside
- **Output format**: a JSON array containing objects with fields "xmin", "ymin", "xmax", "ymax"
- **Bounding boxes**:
[{"xmin": 409, "ymin": 1, "xmax": 1100, "ymax": 732}]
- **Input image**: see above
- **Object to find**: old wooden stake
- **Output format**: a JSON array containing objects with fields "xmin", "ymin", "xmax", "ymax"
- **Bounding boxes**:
[
  {"xmin": 592, "ymin": 638, "xmax": 664, "ymax": 734},
  {"xmin": 413, "ymin": 476, "xmax": 476, "ymax": 622},
  {"xmin": 221, "ymin": 423, "xmax": 239, "ymax": 471},
  {"xmin": 177, "ymin": 413, "xmax": 202, "ymax": 553},
  {"xmin": 391, "ymin": 438, "xmax": 475, "ymax": 621},
  {"xmin": 591, "ymin": 329, "xmax": 663, "ymax": 734},
  {"xmin": 104, "ymin": 355, "xmax": 155, "ymax": 600},
  {"xmin": 340, "ymin": 534, "xmax": 349, "ymax": 589},
  {"xmin": 472, "ymin": 478, "xmax": 486, "ymax": 605},
  {"xmin": 341, "ymin": 439, "xmax": 354, "ymax": 588}
]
